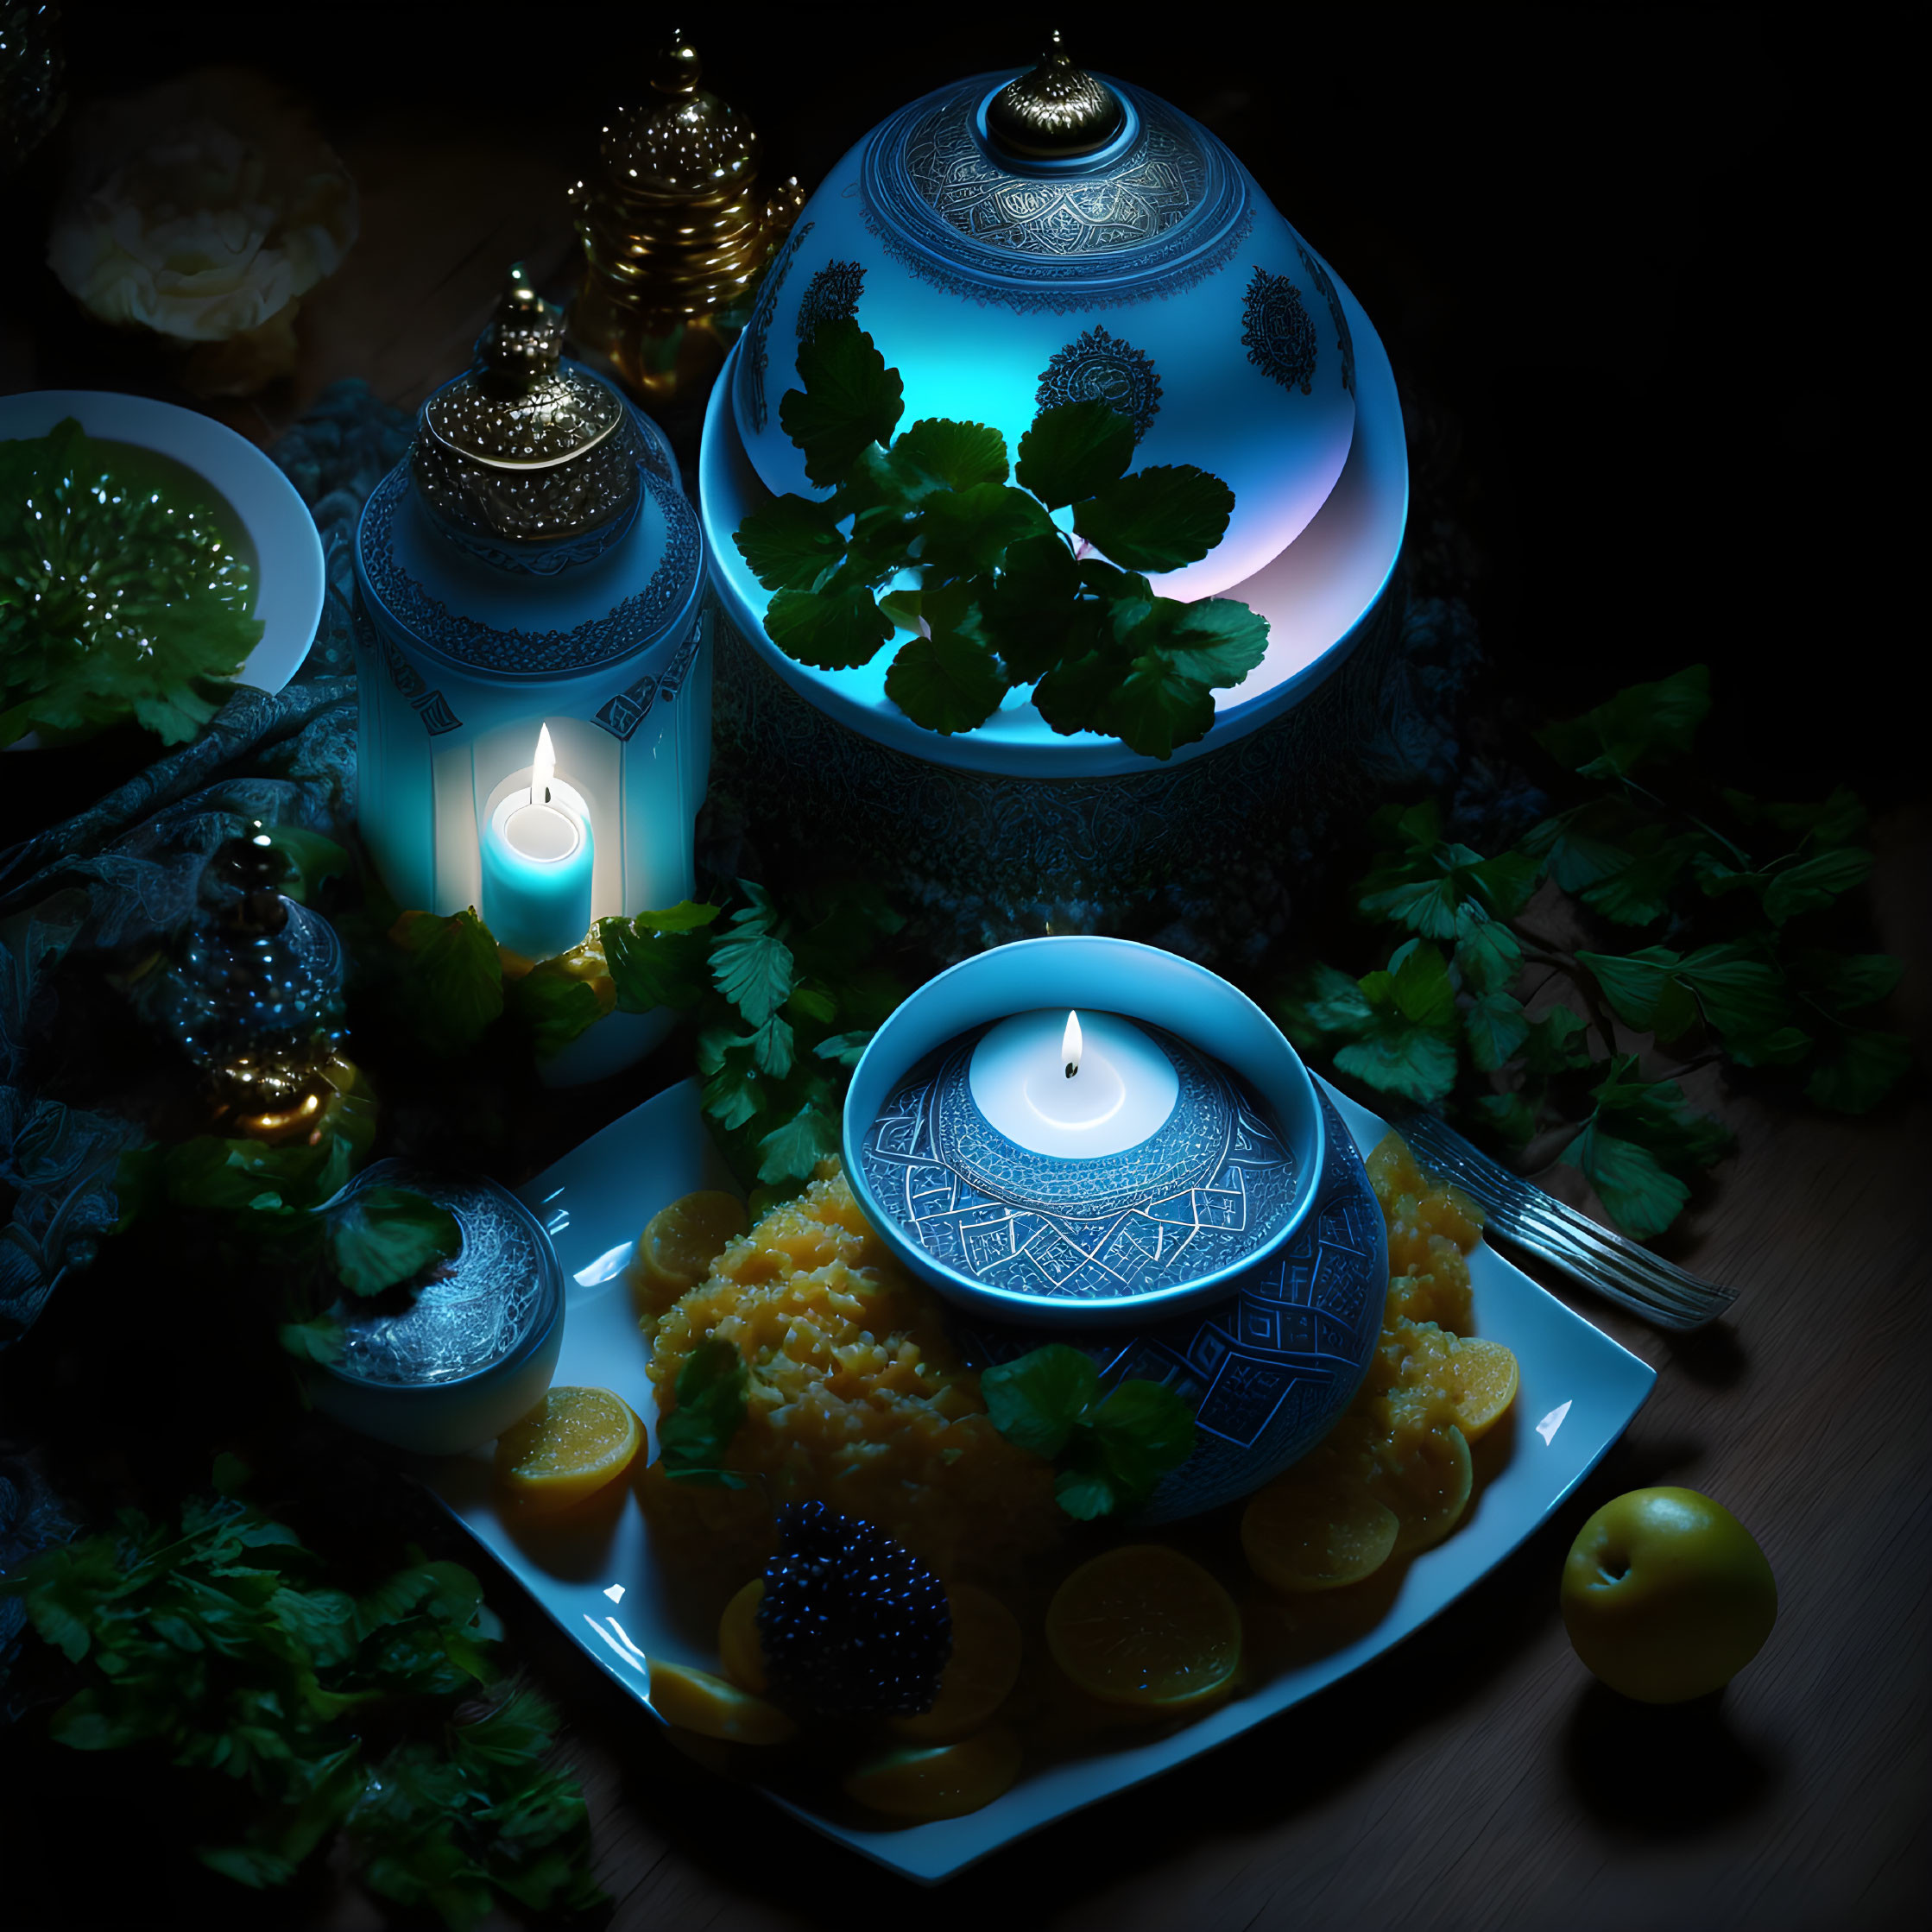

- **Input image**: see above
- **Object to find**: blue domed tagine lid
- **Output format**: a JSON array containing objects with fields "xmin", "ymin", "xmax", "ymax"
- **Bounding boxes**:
[
  {"xmin": 357, "ymin": 264, "xmax": 704, "ymax": 687},
  {"xmin": 729, "ymin": 33, "xmax": 1359, "ymax": 599}
]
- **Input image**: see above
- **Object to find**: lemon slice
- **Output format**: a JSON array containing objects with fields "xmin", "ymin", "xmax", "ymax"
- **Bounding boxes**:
[
  {"xmin": 1045, "ymin": 1545, "xmax": 1241, "ymax": 1712},
  {"xmin": 1379, "ymin": 1422, "xmax": 1474, "ymax": 1555},
  {"xmin": 648, "ymin": 1657, "xmax": 795, "ymax": 1745},
  {"xmin": 888, "ymin": 1584, "xmax": 1025, "ymax": 1743},
  {"xmin": 717, "ymin": 1577, "xmax": 768, "ymax": 1694},
  {"xmin": 636, "ymin": 1191, "xmax": 748, "ymax": 1305},
  {"xmin": 493, "ymin": 1386, "xmax": 641, "ymax": 1512},
  {"xmin": 1241, "ymin": 1443, "xmax": 1400, "ymax": 1593},
  {"xmin": 843, "ymin": 1723, "xmax": 1023, "ymax": 1820},
  {"xmin": 1449, "ymin": 1335, "xmax": 1519, "ymax": 1441}
]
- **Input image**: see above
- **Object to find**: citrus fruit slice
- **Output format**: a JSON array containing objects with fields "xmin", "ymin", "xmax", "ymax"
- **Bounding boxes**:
[
  {"xmin": 647, "ymin": 1657, "xmax": 796, "ymax": 1745},
  {"xmin": 1379, "ymin": 1422, "xmax": 1474, "ymax": 1555},
  {"xmin": 1449, "ymin": 1335, "xmax": 1519, "ymax": 1441},
  {"xmin": 493, "ymin": 1386, "xmax": 641, "ymax": 1512},
  {"xmin": 636, "ymin": 1190, "xmax": 748, "ymax": 1304},
  {"xmin": 842, "ymin": 1723, "xmax": 1023, "ymax": 1820},
  {"xmin": 888, "ymin": 1584, "xmax": 1025, "ymax": 1743},
  {"xmin": 1045, "ymin": 1544, "xmax": 1242, "ymax": 1712},
  {"xmin": 1241, "ymin": 1444, "xmax": 1400, "ymax": 1593},
  {"xmin": 717, "ymin": 1577, "xmax": 768, "ymax": 1694}
]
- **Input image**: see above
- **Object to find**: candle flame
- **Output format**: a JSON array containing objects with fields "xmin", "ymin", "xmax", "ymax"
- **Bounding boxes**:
[
  {"xmin": 1063, "ymin": 1009, "xmax": 1082, "ymax": 1080},
  {"xmin": 533, "ymin": 723, "xmax": 556, "ymax": 805}
]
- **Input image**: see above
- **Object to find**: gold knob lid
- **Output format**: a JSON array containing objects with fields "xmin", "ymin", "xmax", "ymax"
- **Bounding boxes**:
[
  {"xmin": 423, "ymin": 265, "xmax": 622, "ymax": 468},
  {"xmin": 600, "ymin": 29, "xmax": 758, "ymax": 198},
  {"xmin": 413, "ymin": 264, "xmax": 639, "ymax": 546},
  {"xmin": 985, "ymin": 32, "xmax": 1125, "ymax": 160}
]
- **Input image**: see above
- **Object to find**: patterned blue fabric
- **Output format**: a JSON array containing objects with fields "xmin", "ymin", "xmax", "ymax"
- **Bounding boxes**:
[{"xmin": 0, "ymin": 381, "xmax": 411, "ymax": 1349}]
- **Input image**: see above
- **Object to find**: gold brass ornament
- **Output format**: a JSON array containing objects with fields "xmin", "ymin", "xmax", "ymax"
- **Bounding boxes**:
[
  {"xmin": 568, "ymin": 30, "xmax": 804, "ymax": 408},
  {"xmin": 412, "ymin": 264, "xmax": 640, "ymax": 546},
  {"xmin": 206, "ymin": 1045, "xmax": 358, "ymax": 1147},
  {"xmin": 984, "ymin": 31, "xmax": 1125, "ymax": 159}
]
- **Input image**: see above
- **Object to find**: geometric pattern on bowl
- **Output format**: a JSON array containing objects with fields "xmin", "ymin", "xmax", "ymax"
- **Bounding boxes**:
[
  {"xmin": 860, "ymin": 1020, "xmax": 1300, "ymax": 1303},
  {"xmin": 948, "ymin": 1089, "xmax": 1384, "ymax": 1521}
]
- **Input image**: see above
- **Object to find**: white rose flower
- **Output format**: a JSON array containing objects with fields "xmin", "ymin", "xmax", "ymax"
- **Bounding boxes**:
[{"xmin": 47, "ymin": 67, "xmax": 357, "ymax": 381}]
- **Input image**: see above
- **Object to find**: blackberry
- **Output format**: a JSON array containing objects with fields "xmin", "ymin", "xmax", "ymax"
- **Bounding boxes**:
[{"xmin": 756, "ymin": 1501, "xmax": 952, "ymax": 1717}]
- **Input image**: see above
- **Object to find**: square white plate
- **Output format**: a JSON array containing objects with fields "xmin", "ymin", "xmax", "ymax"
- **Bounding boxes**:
[{"xmin": 423, "ymin": 1076, "xmax": 1655, "ymax": 1884}]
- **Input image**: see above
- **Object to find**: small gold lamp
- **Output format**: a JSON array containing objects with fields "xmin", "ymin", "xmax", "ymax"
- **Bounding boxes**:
[{"xmin": 569, "ymin": 31, "xmax": 803, "ymax": 409}]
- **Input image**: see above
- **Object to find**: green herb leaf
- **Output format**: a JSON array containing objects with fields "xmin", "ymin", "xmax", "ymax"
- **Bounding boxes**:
[
  {"xmin": 1455, "ymin": 921, "xmax": 1523, "ymax": 996},
  {"xmin": 884, "ymin": 581, "xmax": 1008, "ymax": 735},
  {"xmin": 325, "ymin": 1187, "xmax": 461, "ymax": 1297},
  {"xmin": 1519, "ymin": 799, "xmax": 1644, "ymax": 892},
  {"xmin": 697, "ymin": 1027, "xmax": 766, "ymax": 1130},
  {"xmin": 778, "ymin": 319, "xmax": 905, "ymax": 487},
  {"xmin": 1787, "ymin": 950, "xmax": 1903, "ymax": 1015},
  {"xmin": 1537, "ymin": 663, "xmax": 1711, "ymax": 779},
  {"xmin": 1052, "ymin": 1465, "xmax": 1119, "ymax": 1522},
  {"xmin": 981, "ymin": 1344, "xmax": 1099, "ymax": 1460},
  {"xmin": 1074, "ymin": 464, "xmax": 1235, "ymax": 573},
  {"xmin": 755, "ymin": 1102, "xmax": 840, "ymax": 1184},
  {"xmin": 1761, "ymin": 847, "xmax": 1874, "ymax": 925},
  {"xmin": 711, "ymin": 921, "xmax": 796, "ymax": 1027},
  {"xmin": 1580, "ymin": 830, "xmax": 1702, "ymax": 925},
  {"xmin": 1014, "ymin": 399, "xmax": 1135, "ymax": 510},
  {"xmin": 1806, "ymin": 1025, "xmax": 1912, "ymax": 1113},
  {"xmin": 1523, "ymin": 1005, "xmax": 1593, "ymax": 1074},
  {"xmin": 1471, "ymin": 1090, "xmax": 1539, "ymax": 1150},
  {"xmin": 658, "ymin": 1339, "xmax": 750, "ymax": 1486},
  {"xmin": 1579, "ymin": 945, "xmax": 1698, "ymax": 1040},
  {"xmin": 1560, "ymin": 1124, "xmax": 1689, "ymax": 1241},
  {"xmin": 892, "ymin": 417, "xmax": 1010, "ymax": 493},
  {"xmin": 1089, "ymin": 1378, "xmax": 1196, "ymax": 1510},
  {"xmin": 1464, "ymin": 990, "xmax": 1531, "ymax": 1071},
  {"xmin": 763, "ymin": 584, "xmax": 893, "ymax": 671},
  {"xmin": 389, "ymin": 908, "xmax": 503, "ymax": 1057},
  {"xmin": 504, "ymin": 963, "xmax": 604, "ymax": 1058},
  {"xmin": 813, "ymin": 1030, "xmax": 873, "ymax": 1067},
  {"xmin": 1147, "ymin": 595, "xmax": 1271, "ymax": 688},
  {"xmin": 599, "ymin": 907, "xmax": 717, "ymax": 1013},
  {"xmin": 1094, "ymin": 646, "xmax": 1216, "ymax": 761},
  {"xmin": 733, "ymin": 494, "xmax": 847, "ymax": 591},
  {"xmin": 878, "ymin": 588, "xmax": 923, "ymax": 631},
  {"xmin": 1275, "ymin": 962, "xmax": 1375, "ymax": 1048},
  {"xmin": 917, "ymin": 482, "xmax": 1054, "ymax": 578}
]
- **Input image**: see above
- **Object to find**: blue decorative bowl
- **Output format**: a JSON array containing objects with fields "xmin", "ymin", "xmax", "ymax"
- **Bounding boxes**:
[{"xmin": 843, "ymin": 938, "xmax": 1386, "ymax": 1519}]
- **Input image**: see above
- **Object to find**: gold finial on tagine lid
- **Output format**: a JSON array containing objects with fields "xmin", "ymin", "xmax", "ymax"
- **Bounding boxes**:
[{"xmin": 985, "ymin": 30, "xmax": 1126, "ymax": 160}]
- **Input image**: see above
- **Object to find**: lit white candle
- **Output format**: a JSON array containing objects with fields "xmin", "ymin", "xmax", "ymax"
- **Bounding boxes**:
[
  {"xmin": 480, "ymin": 723, "xmax": 595, "ymax": 960},
  {"xmin": 968, "ymin": 1007, "xmax": 1178, "ymax": 1159}
]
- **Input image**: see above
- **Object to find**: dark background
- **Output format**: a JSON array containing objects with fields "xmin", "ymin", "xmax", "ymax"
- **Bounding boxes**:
[{"xmin": 3, "ymin": 3, "xmax": 1894, "ymax": 805}]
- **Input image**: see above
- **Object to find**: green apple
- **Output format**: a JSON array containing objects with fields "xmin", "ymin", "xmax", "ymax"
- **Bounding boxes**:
[{"xmin": 1560, "ymin": 1486, "xmax": 1777, "ymax": 1703}]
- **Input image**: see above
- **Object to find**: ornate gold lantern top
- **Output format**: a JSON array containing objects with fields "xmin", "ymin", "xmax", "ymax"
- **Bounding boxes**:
[{"xmin": 413, "ymin": 266, "xmax": 640, "ymax": 548}]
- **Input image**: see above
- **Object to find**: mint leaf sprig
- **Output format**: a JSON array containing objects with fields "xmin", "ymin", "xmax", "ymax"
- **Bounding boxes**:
[
  {"xmin": 0, "ymin": 1474, "xmax": 603, "ymax": 1928},
  {"xmin": 982, "ymin": 1344, "xmax": 1196, "ymax": 1520},
  {"xmin": 656, "ymin": 1338, "xmax": 751, "ymax": 1488},
  {"xmin": 734, "ymin": 317, "xmax": 1270, "ymax": 760},
  {"xmin": 1279, "ymin": 664, "xmax": 1911, "ymax": 1240}
]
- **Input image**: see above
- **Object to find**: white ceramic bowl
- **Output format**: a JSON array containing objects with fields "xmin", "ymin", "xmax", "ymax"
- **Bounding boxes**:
[{"xmin": 1, "ymin": 388, "xmax": 325, "ymax": 745}]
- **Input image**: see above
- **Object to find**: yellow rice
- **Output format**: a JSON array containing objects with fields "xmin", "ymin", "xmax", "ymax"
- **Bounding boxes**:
[{"xmin": 639, "ymin": 1168, "xmax": 1064, "ymax": 1582}]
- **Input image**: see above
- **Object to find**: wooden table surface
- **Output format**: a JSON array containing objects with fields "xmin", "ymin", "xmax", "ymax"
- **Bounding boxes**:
[{"xmin": 3, "ymin": 16, "xmax": 1922, "ymax": 1930}]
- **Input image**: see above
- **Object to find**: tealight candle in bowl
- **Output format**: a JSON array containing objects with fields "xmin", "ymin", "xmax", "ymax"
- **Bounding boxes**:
[
  {"xmin": 480, "ymin": 724, "xmax": 595, "ymax": 961},
  {"xmin": 843, "ymin": 936, "xmax": 1387, "ymax": 1519}
]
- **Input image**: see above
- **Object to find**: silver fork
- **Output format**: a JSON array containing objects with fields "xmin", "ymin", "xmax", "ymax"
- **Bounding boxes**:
[{"xmin": 1391, "ymin": 1112, "xmax": 1738, "ymax": 1331}]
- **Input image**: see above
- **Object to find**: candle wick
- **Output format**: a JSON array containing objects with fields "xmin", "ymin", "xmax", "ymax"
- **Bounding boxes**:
[{"xmin": 1064, "ymin": 1061, "xmax": 1078, "ymax": 1079}]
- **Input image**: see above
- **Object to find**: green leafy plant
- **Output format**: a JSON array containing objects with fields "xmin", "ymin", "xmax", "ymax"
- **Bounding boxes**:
[
  {"xmin": 113, "ymin": 1067, "xmax": 461, "ymax": 1367},
  {"xmin": 599, "ymin": 876, "xmax": 906, "ymax": 1189},
  {"xmin": 1279, "ymin": 666, "xmax": 1911, "ymax": 1238},
  {"xmin": 732, "ymin": 319, "xmax": 1270, "ymax": 759},
  {"xmin": 364, "ymin": 881, "xmax": 903, "ymax": 1190},
  {"xmin": 981, "ymin": 1344, "xmax": 1196, "ymax": 1520},
  {"xmin": 0, "ymin": 1467, "xmax": 602, "ymax": 1928}
]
